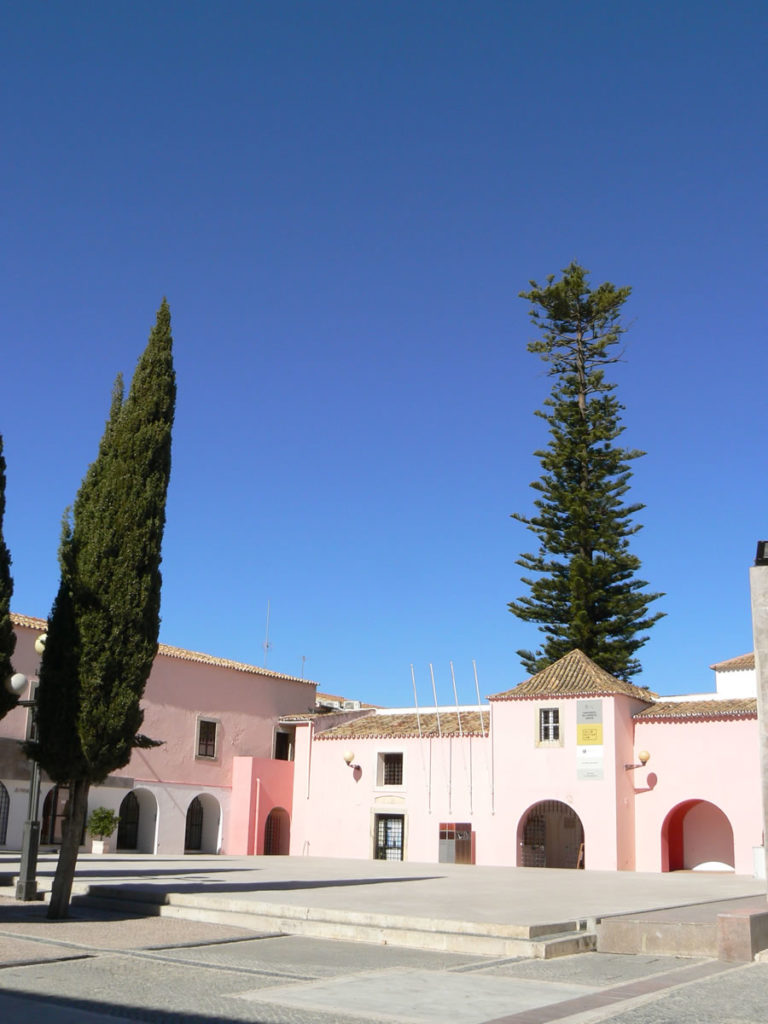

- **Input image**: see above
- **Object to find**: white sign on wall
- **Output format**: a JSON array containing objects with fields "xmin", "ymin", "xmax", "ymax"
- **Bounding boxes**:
[{"xmin": 576, "ymin": 700, "xmax": 604, "ymax": 780}]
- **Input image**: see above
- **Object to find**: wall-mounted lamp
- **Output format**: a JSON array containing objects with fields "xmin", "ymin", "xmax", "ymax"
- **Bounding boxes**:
[
  {"xmin": 625, "ymin": 750, "xmax": 650, "ymax": 771},
  {"xmin": 755, "ymin": 541, "xmax": 768, "ymax": 566},
  {"xmin": 343, "ymin": 751, "xmax": 360, "ymax": 770}
]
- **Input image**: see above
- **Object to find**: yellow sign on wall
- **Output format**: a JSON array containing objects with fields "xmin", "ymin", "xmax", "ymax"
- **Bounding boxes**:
[{"xmin": 577, "ymin": 723, "xmax": 603, "ymax": 746}]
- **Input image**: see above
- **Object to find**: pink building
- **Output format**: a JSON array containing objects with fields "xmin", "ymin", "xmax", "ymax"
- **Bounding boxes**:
[
  {"xmin": 0, "ymin": 614, "xmax": 316, "ymax": 856},
  {"xmin": 0, "ymin": 615, "xmax": 762, "ymax": 876},
  {"xmin": 289, "ymin": 649, "xmax": 761, "ymax": 874}
]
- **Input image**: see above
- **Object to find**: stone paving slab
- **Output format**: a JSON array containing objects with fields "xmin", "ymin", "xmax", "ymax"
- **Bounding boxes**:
[
  {"xmin": 0, "ymin": 933, "xmax": 91, "ymax": 966},
  {"xmin": 154, "ymin": 933, "xmax": 490, "ymax": 977},
  {"xmin": 235, "ymin": 966, "xmax": 598, "ymax": 1024},
  {"xmin": 0, "ymin": 894, "xmax": 262, "ymax": 953}
]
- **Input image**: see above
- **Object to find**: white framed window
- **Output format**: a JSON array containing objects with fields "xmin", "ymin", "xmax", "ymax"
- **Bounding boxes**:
[
  {"xmin": 377, "ymin": 752, "xmax": 404, "ymax": 787},
  {"xmin": 196, "ymin": 718, "xmax": 219, "ymax": 760},
  {"xmin": 536, "ymin": 707, "xmax": 562, "ymax": 746}
]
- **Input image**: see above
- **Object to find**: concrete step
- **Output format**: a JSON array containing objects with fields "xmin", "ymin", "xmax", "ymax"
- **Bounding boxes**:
[
  {"xmin": 598, "ymin": 914, "xmax": 717, "ymax": 957},
  {"xmin": 598, "ymin": 899, "xmax": 768, "ymax": 962},
  {"xmin": 72, "ymin": 885, "xmax": 597, "ymax": 959}
]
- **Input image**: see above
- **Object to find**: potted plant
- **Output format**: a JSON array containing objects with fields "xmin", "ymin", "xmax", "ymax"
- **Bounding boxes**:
[{"xmin": 87, "ymin": 807, "xmax": 120, "ymax": 854}]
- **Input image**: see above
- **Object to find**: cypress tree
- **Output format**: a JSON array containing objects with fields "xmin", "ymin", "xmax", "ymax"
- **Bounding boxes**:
[
  {"xmin": 34, "ymin": 300, "xmax": 175, "ymax": 918},
  {"xmin": 0, "ymin": 436, "xmax": 18, "ymax": 720},
  {"xmin": 509, "ymin": 262, "xmax": 663, "ymax": 679}
]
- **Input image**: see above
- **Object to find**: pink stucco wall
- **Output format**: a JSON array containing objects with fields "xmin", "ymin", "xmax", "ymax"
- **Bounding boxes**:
[
  {"xmin": 2, "ymin": 620, "xmax": 313, "ymax": 856},
  {"xmin": 290, "ymin": 721, "xmax": 496, "ymax": 862},
  {"xmin": 633, "ymin": 716, "xmax": 760, "ymax": 874},
  {"xmin": 291, "ymin": 694, "xmax": 652, "ymax": 871},
  {"xmin": 111, "ymin": 650, "xmax": 314, "ymax": 789},
  {"xmin": 229, "ymin": 756, "xmax": 294, "ymax": 854}
]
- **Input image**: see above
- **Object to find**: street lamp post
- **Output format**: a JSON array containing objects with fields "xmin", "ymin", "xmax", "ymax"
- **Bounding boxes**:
[{"xmin": 4, "ymin": 632, "xmax": 47, "ymax": 901}]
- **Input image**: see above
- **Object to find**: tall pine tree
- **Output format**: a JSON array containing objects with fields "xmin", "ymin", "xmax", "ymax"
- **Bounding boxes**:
[
  {"xmin": 0, "ymin": 436, "xmax": 18, "ymax": 720},
  {"xmin": 509, "ymin": 262, "xmax": 663, "ymax": 679},
  {"xmin": 34, "ymin": 300, "xmax": 175, "ymax": 918}
]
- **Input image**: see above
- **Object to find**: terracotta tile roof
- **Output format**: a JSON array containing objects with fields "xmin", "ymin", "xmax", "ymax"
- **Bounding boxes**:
[
  {"xmin": 10, "ymin": 613, "xmax": 47, "ymax": 630},
  {"xmin": 315, "ymin": 710, "xmax": 490, "ymax": 740},
  {"xmin": 11, "ymin": 612, "xmax": 316, "ymax": 687},
  {"xmin": 490, "ymin": 649, "xmax": 655, "ymax": 702},
  {"xmin": 634, "ymin": 698, "xmax": 757, "ymax": 721},
  {"xmin": 156, "ymin": 642, "xmax": 317, "ymax": 685},
  {"xmin": 709, "ymin": 653, "xmax": 754, "ymax": 672}
]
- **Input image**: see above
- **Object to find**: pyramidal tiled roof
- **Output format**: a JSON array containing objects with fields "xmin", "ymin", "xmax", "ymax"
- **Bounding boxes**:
[
  {"xmin": 634, "ymin": 698, "xmax": 757, "ymax": 721},
  {"xmin": 709, "ymin": 653, "xmax": 754, "ymax": 672},
  {"xmin": 490, "ymin": 649, "xmax": 655, "ymax": 702}
]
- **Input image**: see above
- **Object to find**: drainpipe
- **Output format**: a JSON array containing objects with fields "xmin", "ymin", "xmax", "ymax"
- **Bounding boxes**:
[{"xmin": 252, "ymin": 777, "xmax": 261, "ymax": 856}]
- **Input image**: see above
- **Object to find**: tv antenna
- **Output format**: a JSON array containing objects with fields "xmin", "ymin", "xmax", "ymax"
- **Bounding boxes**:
[{"xmin": 263, "ymin": 600, "xmax": 272, "ymax": 668}]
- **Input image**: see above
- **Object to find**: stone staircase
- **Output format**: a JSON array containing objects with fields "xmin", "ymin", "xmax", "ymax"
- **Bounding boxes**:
[{"xmin": 72, "ymin": 884, "xmax": 597, "ymax": 959}]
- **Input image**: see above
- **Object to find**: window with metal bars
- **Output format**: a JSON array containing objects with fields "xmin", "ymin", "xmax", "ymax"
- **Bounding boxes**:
[
  {"xmin": 378, "ymin": 752, "xmax": 403, "ymax": 786},
  {"xmin": 197, "ymin": 719, "xmax": 218, "ymax": 759},
  {"xmin": 538, "ymin": 707, "xmax": 560, "ymax": 743}
]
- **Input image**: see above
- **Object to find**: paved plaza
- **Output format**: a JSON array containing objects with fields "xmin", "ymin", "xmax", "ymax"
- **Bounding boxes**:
[{"xmin": 0, "ymin": 853, "xmax": 767, "ymax": 1023}]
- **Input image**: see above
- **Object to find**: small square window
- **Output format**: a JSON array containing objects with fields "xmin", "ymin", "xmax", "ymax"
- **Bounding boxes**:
[
  {"xmin": 197, "ymin": 719, "xmax": 218, "ymax": 759},
  {"xmin": 539, "ymin": 708, "xmax": 560, "ymax": 743},
  {"xmin": 377, "ymin": 752, "xmax": 403, "ymax": 786}
]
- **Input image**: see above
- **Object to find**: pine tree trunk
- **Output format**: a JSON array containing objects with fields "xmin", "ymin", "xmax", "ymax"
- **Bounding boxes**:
[{"xmin": 47, "ymin": 778, "xmax": 89, "ymax": 919}]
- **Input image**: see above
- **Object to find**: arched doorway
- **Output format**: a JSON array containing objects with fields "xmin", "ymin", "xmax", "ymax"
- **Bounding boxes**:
[
  {"xmin": 661, "ymin": 800, "xmax": 734, "ymax": 871},
  {"xmin": 41, "ymin": 785, "xmax": 68, "ymax": 844},
  {"xmin": 518, "ymin": 800, "xmax": 584, "ymax": 868},
  {"xmin": 40, "ymin": 785, "xmax": 87, "ymax": 846},
  {"xmin": 0, "ymin": 782, "xmax": 9, "ymax": 845},
  {"xmin": 264, "ymin": 807, "xmax": 290, "ymax": 855},
  {"xmin": 184, "ymin": 793, "xmax": 220, "ymax": 853},
  {"xmin": 185, "ymin": 797, "xmax": 203, "ymax": 851},
  {"xmin": 117, "ymin": 792, "xmax": 140, "ymax": 850},
  {"xmin": 122, "ymin": 788, "xmax": 159, "ymax": 853}
]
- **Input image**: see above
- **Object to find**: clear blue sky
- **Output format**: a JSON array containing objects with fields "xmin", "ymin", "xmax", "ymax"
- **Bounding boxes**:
[{"xmin": 2, "ymin": 2, "xmax": 765, "ymax": 707}]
